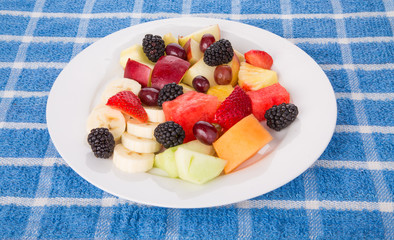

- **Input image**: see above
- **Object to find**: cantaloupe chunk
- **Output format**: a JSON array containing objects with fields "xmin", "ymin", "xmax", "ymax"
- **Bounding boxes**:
[{"xmin": 213, "ymin": 114, "xmax": 272, "ymax": 174}]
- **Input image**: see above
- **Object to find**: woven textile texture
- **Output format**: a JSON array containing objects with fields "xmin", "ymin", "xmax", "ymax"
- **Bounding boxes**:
[{"xmin": 0, "ymin": 0, "xmax": 393, "ymax": 239}]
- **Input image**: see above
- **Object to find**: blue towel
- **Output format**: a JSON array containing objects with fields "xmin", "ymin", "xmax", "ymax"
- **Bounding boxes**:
[{"xmin": 0, "ymin": 0, "xmax": 393, "ymax": 239}]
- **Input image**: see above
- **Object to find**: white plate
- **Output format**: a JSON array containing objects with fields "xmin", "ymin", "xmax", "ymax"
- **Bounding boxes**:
[{"xmin": 47, "ymin": 17, "xmax": 337, "ymax": 208}]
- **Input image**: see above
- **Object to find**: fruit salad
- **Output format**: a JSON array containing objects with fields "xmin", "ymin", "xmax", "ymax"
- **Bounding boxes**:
[{"xmin": 86, "ymin": 24, "xmax": 299, "ymax": 184}]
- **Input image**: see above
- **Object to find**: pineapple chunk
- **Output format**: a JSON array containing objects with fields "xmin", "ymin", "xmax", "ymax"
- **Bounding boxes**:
[
  {"xmin": 238, "ymin": 62, "xmax": 278, "ymax": 91},
  {"xmin": 207, "ymin": 85, "xmax": 234, "ymax": 102}
]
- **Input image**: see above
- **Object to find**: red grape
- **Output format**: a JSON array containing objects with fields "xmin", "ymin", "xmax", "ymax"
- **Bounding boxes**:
[
  {"xmin": 193, "ymin": 121, "xmax": 218, "ymax": 145},
  {"xmin": 214, "ymin": 65, "xmax": 232, "ymax": 85},
  {"xmin": 192, "ymin": 75, "xmax": 210, "ymax": 93},
  {"xmin": 200, "ymin": 34, "xmax": 215, "ymax": 52},
  {"xmin": 138, "ymin": 87, "xmax": 159, "ymax": 106},
  {"xmin": 165, "ymin": 43, "xmax": 187, "ymax": 60}
]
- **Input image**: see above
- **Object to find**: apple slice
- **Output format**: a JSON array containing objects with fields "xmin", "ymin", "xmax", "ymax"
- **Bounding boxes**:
[
  {"xmin": 182, "ymin": 54, "xmax": 240, "ymax": 87},
  {"xmin": 179, "ymin": 83, "xmax": 195, "ymax": 93},
  {"xmin": 119, "ymin": 44, "xmax": 155, "ymax": 69},
  {"xmin": 234, "ymin": 49, "xmax": 245, "ymax": 62},
  {"xmin": 229, "ymin": 54, "xmax": 240, "ymax": 86},
  {"xmin": 150, "ymin": 55, "xmax": 190, "ymax": 89},
  {"xmin": 183, "ymin": 38, "xmax": 203, "ymax": 65},
  {"xmin": 175, "ymin": 146, "xmax": 226, "ymax": 184},
  {"xmin": 178, "ymin": 24, "xmax": 220, "ymax": 47},
  {"xmin": 124, "ymin": 59, "xmax": 152, "ymax": 87},
  {"xmin": 163, "ymin": 32, "xmax": 178, "ymax": 46},
  {"xmin": 182, "ymin": 57, "xmax": 216, "ymax": 87}
]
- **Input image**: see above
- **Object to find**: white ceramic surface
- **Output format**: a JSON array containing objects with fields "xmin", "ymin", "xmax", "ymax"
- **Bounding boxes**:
[{"xmin": 46, "ymin": 17, "xmax": 337, "ymax": 208}]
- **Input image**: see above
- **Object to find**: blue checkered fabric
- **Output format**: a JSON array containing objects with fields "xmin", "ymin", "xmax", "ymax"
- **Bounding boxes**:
[{"xmin": 0, "ymin": 0, "xmax": 393, "ymax": 239}]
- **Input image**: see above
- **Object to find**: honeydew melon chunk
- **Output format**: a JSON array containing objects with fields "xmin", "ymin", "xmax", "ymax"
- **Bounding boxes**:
[
  {"xmin": 154, "ymin": 140, "xmax": 215, "ymax": 178},
  {"xmin": 175, "ymin": 147, "xmax": 226, "ymax": 184},
  {"xmin": 154, "ymin": 147, "xmax": 178, "ymax": 178},
  {"xmin": 182, "ymin": 140, "xmax": 215, "ymax": 155},
  {"xmin": 148, "ymin": 167, "xmax": 169, "ymax": 177}
]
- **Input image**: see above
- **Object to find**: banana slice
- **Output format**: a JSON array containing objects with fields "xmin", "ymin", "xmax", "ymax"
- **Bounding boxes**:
[
  {"xmin": 122, "ymin": 132, "xmax": 161, "ymax": 153},
  {"xmin": 88, "ymin": 104, "xmax": 109, "ymax": 114},
  {"xmin": 127, "ymin": 119, "xmax": 159, "ymax": 139},
  {"xmin": 86, "ymin": 105, "xmax": 126, "ymax": 142},
  {"xmin": 101, "ymin": 78, "xmax": 142, "ymax": 103},
  {"xmin": 113, "ymin": 144, "xmax": 154, "ymax": 173},
  {"xmin": 144, "ymin": 106, "xmax": 166, "ymax": 123}
]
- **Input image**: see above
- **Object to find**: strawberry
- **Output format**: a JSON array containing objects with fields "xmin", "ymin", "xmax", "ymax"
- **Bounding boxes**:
[
  {"xmin": 244, "ymin": 50, "xmax": 273, "ymax": 69},
  {"xmin": 106, "ymin": 90, "xmax": 148, "ymax": 123},
  {"xmin": 213, "ymin": 86, "xmax": 252, "ymax": 130}
]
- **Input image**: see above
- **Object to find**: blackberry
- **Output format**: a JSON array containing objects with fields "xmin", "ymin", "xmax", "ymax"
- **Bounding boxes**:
[
  {"xmin": 157, "ymin": 83, "xmax": 183, "ymax": 107},
  {"xmin": 142, "ymin": 34, "xmax": 165, "ymax": 62},
  {"xmin": 87, "ymin": 128, "xmax": 115, "ymax": 158},
  {"xmin": 264, "ymin": 103, "xmax": 299, "ymax": 131},
  {"xmin": 154, "ymin": 121, "xmax": 185, "ymax": 148},
  {"xmin": 203, "ymin": 39, "xmax": 234, "ymax": 66}
]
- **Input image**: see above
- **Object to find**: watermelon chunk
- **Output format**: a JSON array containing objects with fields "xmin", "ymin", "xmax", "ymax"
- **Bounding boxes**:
[
  {"xmin": 246, "ymin": 83, "xmax": 290, "ymax": 121},
  {"xmin": 162, "ymin": 91, "xmax": 220, "ymax": 142}
]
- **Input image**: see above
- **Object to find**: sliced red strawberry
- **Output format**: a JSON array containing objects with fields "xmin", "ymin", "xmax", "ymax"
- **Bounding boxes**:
[
  {"xmin": 244, "ymin": 50, "xmax": 273, "ymax": 69},
  {"xmin": 106, "ymin": 90, "xmax": 148, "ymax": 123},
  {"xmin": 213, "ymin": 86, "xmax": 252, "ymax": 130}
]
